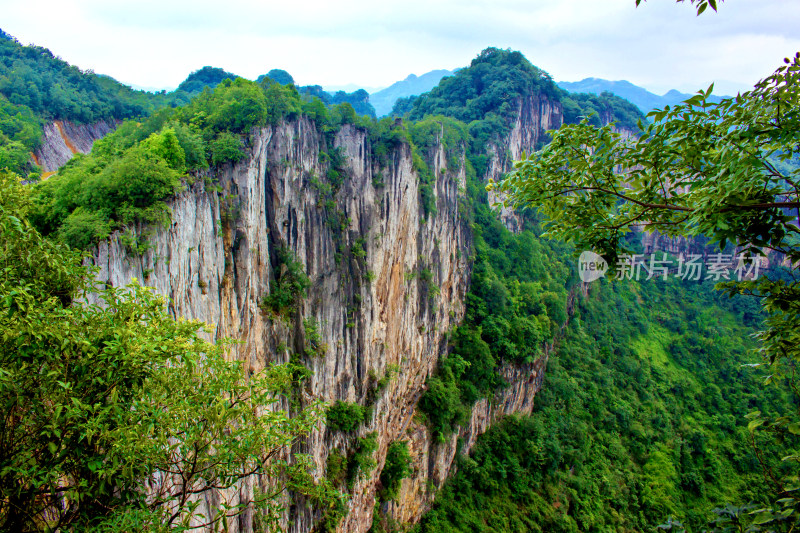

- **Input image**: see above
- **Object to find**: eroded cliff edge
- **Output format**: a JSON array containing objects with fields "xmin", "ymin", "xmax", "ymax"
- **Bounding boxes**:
[
  {"xmin": 85, "ymin": 94, "xmax": 564, "ymax": 531},
  {"xmin": 32, "ymin": 119, "xmax": 117, "ymax": 173}
]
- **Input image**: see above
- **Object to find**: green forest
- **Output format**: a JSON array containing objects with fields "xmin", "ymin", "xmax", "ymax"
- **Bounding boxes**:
[
  {"xmin": 401, "ymin": 70, "xmax": 795, "ymax": 527},
  {"xmin": 384, "ymin": 48, "xmax": 798, "ymax": 532},
  {"xmin": 415, "ymin": 205, "xmax": 792, "ymax": 532},
  {"xmin": 1, "ymin": 20, "xmax": 797, "ymax": 532},
  {"xmin": 0, "ymin": 30, "xmax": 378, "ymax": 178}
]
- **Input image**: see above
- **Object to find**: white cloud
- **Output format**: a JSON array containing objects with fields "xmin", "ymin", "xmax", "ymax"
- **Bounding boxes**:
[{"xmin": 0, "ymin": 0, "xmax": 797, "ymax": 94}]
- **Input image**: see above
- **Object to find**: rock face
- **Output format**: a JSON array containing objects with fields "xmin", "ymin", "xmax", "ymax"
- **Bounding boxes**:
[
  {"xmin": 486, "ymin": 93, "xmax": 564, "ymax": 233},
  {"xmin": 86, "ymin": 90, "xmax": 567, "ymax": 532},
  {"xmin": 32, "ymin": 119, "xmax": 116, "ymax": 173}
]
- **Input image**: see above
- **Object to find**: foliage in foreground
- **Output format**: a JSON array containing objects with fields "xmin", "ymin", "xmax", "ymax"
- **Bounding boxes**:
[
  {"xmin": 492, "ymin": 48, "xmax": 800, "ymax": 530},
  {"xmin": 0, "ymin": 172, "xmax": 338, "ymax": 531}
]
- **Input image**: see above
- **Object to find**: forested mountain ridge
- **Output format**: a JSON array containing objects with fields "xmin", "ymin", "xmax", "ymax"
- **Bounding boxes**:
[
  {"xmin": 396, "ymin": 48, "xmax": 643, "ymax": 135},
  {"xmin": 1, "ymin": 37, "xmax": 785, "ymax": 533},
  {"xmin": 0, "ymin": 31, "xmax": 380, "ymax": 174},
  {"xmin": 0, "ymin": 33, "xmax": 637, "ymax": 179},
  {"xmin": 0, "ymin": 29, "xmax": 190, "ymax": 175},
  {"xmin": 0, "ymin": 31, "xmax": 185, "ymax": 124},
  {"xmin": 180, "ymin": 66, "xmax": 378, "ymax": 117}
]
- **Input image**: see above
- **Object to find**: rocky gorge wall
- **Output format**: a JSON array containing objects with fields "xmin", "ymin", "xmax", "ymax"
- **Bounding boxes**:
[
  {"xmin": 485, "ymin": 92, "xmax": 564, "ymax": 233},
  {"xmin": 32, "ymin": 119, "xmax": 117, "ymax": 173},
  {"xmin": 84, "ymin": 90, "xmax": 569, "ymax": 532}
]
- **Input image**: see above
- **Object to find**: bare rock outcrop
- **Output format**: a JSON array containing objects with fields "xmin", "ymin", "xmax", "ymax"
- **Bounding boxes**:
[{"xmin": 33, "ymin": 119, "xmax": 116, "ymax": 172}]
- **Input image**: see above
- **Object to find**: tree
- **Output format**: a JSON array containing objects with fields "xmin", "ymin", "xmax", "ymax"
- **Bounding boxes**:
[
  {"xmin": 492, "ymin": 52, "xmax": 800, "ymax": 529},
  {"xmin": 635, "ymin": 0, "xmax": 721, "ymax": 16},
  {"xmin": 264, "ymin": 69, "xmax": 295, "ymax": 86},
  {"xmin": 378, "ymin": 441, "xmax": 412, "ymax": 501},
  {"xmin": 0, "ymin": 171, "xmax": 339, "ymax": 531}
]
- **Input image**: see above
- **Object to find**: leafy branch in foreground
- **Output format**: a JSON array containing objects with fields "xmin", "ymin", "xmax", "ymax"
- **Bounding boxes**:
[
  {"xmin": 492, "ymin": 53, "xmax": 800, "ymax": 530},
  {"xmin": 635, "ymin": 0, "xmax": 721, "ymax": 16},
  {"xmin": 0, "ymin": 171, "xmax": 336, "ymax": 531},
  {"xmin": 493, "ymin": 54, "xmax": 800, "ymax": 265}
]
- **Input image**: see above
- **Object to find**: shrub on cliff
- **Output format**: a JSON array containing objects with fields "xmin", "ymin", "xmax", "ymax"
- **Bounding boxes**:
[
  {"xmin": 346, "ymin": 432, "xmax": 379, "ymax": 487},
  {"xmin": 379, "ymin": 441, "xmax": 413, "ymax": 501},
  {"xmin": 260, "ymin": 248, "xmax": 311, "ymax": 317},
  {"xmin": 326, "ymin": 401, "xmax": 368, "ymax": 432},
  {"xmin": 209, "ymin": 130, "xmax": 245, "ymax": 165}
]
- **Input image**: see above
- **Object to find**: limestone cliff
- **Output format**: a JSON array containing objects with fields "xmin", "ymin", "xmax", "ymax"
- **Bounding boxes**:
[
  {"xmin": 486, "ymin": 93, "xmax": 564, "ymax": 233},
  {"xmin": 88, "ymin": 117, "xmax": 471, "ymax": 532},
  {"xmin": 84, "ymin": 88, "xmax": 570, "ymax": 532},
  {"xmin": 385, "ymin": 91, "xmax": 568, "ymax": 526},
  {"xmin": 32, "ymin": 119, "xmax": 116, "ymax": 173}
]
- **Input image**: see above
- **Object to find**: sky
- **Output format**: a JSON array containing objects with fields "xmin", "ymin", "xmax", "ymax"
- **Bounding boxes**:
[{"xmin": 1, "ymin": 0, "xmax": 798, "ymax": 96}]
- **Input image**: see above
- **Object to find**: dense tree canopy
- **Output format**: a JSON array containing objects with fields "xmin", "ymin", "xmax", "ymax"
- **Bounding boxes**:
[
  {"xmin": 0, "ymin": 31, "xmax": 186, "ymax": 124},
  {"xmin": 493, "ymin": 51, "xmax": 800, "ymax": 531},
  {"xmin": 260, "ymin": 69, "xmax": 295, "ymax": 86},
  {"xmin": 176, "ymin": 66, "xmax": 239, "ymax": 95},
  {"xmin": 0, "ymin": 96, "xmax": 41, "ymax": 175}
]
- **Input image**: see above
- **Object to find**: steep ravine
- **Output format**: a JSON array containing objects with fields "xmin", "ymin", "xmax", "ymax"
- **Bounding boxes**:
[{"xmin": 86, "ymin": 92, "xmax": 566, "ymax": 532}]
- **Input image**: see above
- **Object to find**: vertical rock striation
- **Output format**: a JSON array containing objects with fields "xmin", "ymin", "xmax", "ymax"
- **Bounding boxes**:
[
  {"xmin": 86, "ymin": 88, "xmax": 571, "ymax": 532},
  {"xmin": 485, "ymin": 94, "xmax": 564, "ymax": 233},
  {"xmin": 87, "ymin": 117, "xmax": 471, "ymax": 532},
  {"xmin": 33, "ymin": 119, "xmax": 117, "ymax": 173}
]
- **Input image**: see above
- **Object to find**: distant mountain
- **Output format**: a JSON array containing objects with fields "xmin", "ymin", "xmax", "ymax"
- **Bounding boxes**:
[
  {"xmin": 370, "ymin": 69, "xmax": 455, "ymax": 117},
  {"xmin": 557, "ymin": 78, "xmax": 724, "ymax": 114}
]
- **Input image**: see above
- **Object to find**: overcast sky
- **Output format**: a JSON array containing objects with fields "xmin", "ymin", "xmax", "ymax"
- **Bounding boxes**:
[{"xmin": 1, "ymin": 0, "xmax": 798, "ymax": 96}]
